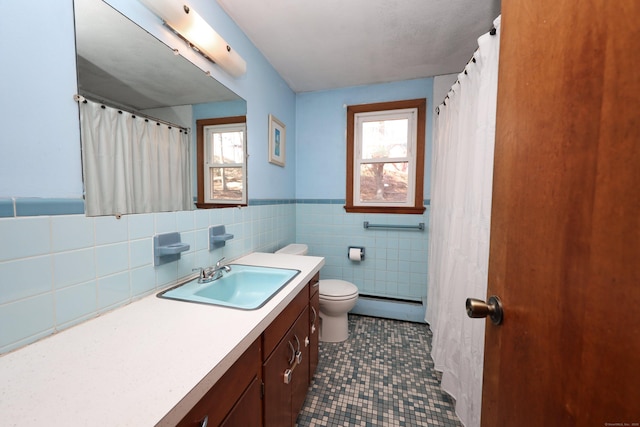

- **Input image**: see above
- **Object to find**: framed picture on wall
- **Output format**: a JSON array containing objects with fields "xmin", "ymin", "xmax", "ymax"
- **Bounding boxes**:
[{"xmin": 268, "ymin": 114, "xmax": 286, "ymax": 167}]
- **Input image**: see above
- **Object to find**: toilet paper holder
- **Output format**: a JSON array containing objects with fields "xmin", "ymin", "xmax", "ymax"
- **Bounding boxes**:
[{"xmin": 348, "ymin": 246, "xmax": 365, "ymax": 261}]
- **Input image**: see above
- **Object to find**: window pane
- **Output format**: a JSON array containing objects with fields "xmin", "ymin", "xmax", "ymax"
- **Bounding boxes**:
[
  {"xmin": 359, "ymin": 162, "xmax": 408, "ymax": 202},
  {"xmin": 361, "ymin": 119, "xmax": 408, "ymax": 159},
  {"xmin": 209, "ymin": 167, "xmax": 243, "ymax": 201},
  {"xmin": 209, "ymin": 131, "xmax": 244, "ymax": 164}
]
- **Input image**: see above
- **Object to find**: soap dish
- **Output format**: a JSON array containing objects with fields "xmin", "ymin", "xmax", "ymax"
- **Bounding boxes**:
[
  {"xmin": 209, "ymin": 225, "xmax": 234, "ymax": 249},
  {"xmin": 154, "ymin": 232, "xmax": 190, "ymax": 266}
]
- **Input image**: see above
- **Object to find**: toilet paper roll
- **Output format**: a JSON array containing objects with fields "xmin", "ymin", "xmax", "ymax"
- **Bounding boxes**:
[{"xmin": 349, "ymin": 247, "xmax": 363, "ymax": 261}]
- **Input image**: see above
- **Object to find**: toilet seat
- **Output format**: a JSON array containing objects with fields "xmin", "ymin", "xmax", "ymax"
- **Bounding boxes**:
[{"xmin": 319, "ymin": 279, "xmax": 359, "ymax": 301}]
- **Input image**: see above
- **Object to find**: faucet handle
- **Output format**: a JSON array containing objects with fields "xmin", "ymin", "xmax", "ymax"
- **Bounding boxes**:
[
  {"xmin": 192, "ymin": 267, "xmax": 205, "ymax": 278},
  {"xmin": 215, "ymin": 257, "xmax": 226, "ymax": 267}
]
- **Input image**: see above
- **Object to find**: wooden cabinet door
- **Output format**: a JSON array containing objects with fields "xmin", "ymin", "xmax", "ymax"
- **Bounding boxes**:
[
  {"xmin": 263, "ymin": 308, "xmax": 310, "ymax": 427},
  {"xmin": 290, "ymin": 307, "xmax": 310, "ymax": 423},
  {"xmin": 308, "ymin": 289, "xmax": 319, "ymax": 383},
  {"xmin": 175, "ymin": 338, "xmax": 261, "ymax": 427},
  {"xmin": 220, "ymin": 376, "xmax": 262, "ymax": 427},
  {"xmin": 263, "ymin": 324, "xmax": 297, "ymax": 426}
]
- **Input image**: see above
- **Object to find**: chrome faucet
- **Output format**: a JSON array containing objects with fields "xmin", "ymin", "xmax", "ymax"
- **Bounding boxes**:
[
  {"xmin": 192, "ymin": 257, "xmax": 231, "ymax": 283},
  {"xmin": 211, "ymin": 257, "xmax": 231, "ymax": 279}
]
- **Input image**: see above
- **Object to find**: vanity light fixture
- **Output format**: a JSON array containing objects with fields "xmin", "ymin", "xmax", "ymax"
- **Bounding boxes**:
[{"xmin": 138, "ymin": 0, "xmax": 246, "ymax": 77}]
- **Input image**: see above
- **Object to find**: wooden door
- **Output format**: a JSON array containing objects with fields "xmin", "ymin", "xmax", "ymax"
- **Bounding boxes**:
[{"xmin": 482, "ymin": 1, "xmax": 640, "ymax": 425}]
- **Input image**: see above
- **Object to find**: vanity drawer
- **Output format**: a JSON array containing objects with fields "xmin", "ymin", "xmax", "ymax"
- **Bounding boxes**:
[{"xmin": 308, "ymin": 272, "xmax": 320, "ymax": 298}]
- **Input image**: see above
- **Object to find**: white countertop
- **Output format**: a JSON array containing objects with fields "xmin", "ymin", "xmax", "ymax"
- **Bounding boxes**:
[{"xmin": 0, "ymin": 252, "xmax": 324, "ymax": 426}]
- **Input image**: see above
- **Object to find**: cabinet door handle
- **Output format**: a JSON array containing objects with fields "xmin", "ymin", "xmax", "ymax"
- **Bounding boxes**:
[
  {"xmin": 287, "ymin": 341, "xmax": 296, "ymax": 365},
  {"xmin": 200, "ymin": 415, "xmax": 208, "ymax": 427},
  {"xmin": 305, "ymin": 336, "xmax": 310, "ymax": 347},
  {"xmin": 283, "ymin": 368, "xmax": 292, "ymax": 384},
  {"xmin": 294, "ymin": 334, "xmax": 303, "ymax": 363},
  {"xmin": 310, "ymin": 307, "xmax": 317, "ymax": 334}
]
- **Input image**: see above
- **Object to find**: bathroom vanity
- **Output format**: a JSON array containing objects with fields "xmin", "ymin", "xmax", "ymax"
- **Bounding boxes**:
[
  {"xmin": 0, "ymin": 252, "xmax": 324, "ymax": 426},
  {"xmin": 171, "ymin": 271, "xmax": 321, "ymax": 426}
]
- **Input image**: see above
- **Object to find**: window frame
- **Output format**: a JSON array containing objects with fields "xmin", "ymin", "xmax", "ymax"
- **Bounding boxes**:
[
  {"xmin": 345, "ymin": 99, "xmax": 426, "ymax": 214},
  {"xmin": 195, "ymin": 116, "xmax": 247, "ymax": 209}
]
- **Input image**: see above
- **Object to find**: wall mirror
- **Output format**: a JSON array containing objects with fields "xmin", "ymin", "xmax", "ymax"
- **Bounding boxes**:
[{"xmin": 73, "ymin": 0, "xmax": 247, "ymax": 214}]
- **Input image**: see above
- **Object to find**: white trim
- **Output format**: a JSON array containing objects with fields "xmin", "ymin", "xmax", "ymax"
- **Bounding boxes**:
[
  {"xmin": 203, "ymin": 122, "xmax": 247, "ymax": 204},
  {"xmin": 353, "ymin": 108, "xmax": 418, "ymax": 207}
]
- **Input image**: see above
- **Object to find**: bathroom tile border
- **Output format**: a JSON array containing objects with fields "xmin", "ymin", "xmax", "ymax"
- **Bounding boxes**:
[
  {"xmin": 15, "ymin": 198, "xmax": 85, "ymax": 217},
  {"xmin": 1, "ymin": 197, "xmax": 430, "ymax": 218},
  {"xmin": 296, "ymin": 199, "xmax": 346, "ymax": 204},
  {"xmin": 0, "ymin": 198, "xmax": 86, "ymax": 218},
  {"xmin": 248, "ymin": 198, "xmax": 296, "ymax": 206},
  {"xmin": 0, "ymin": 199, "xmax": 14, "ymax": 217},
  {"xmin": 296, "ymin": 198, "xmax": 430, "ymax": 205}
]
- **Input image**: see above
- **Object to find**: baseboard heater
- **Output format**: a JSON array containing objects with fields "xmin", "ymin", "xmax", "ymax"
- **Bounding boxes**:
[
  {"xmin": 358, "ymin": 294, "xmax": 422, "ymax": 305},
  {"xmin": 352, "ymin": 294, "xmax": 425, "ymax": 323}
]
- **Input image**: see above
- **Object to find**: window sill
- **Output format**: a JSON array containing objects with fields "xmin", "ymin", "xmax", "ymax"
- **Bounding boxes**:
[
  {"xmin": 195, "ymin": 202, "xmax": 247, "ymax": 209},
  {"xmin": 343, "ymin": 205, "xmax": 426, "ymax": 214}
]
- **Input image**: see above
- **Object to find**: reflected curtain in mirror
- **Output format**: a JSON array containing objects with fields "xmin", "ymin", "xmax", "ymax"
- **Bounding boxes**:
[{"xmin": 79, "ymin": 99, "xmax": 192, "ymax": 216}]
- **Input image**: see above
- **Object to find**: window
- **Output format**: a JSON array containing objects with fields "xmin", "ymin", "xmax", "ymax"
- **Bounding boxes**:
[
  {"xmin": 196, "ymin": 116, "xmax": 247, "ymax": 208},
  {"xmin": 345, "ymin": 99, "xmax": 426, "ymax": 214}
]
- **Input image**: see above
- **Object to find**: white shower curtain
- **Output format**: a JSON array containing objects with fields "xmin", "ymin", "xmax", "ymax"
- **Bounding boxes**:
[
  {"xmin": 79, "ymin": 99, "xmax": 192, "ymax": 216},
  {"xmin": 426, "ymin": 16, "xmax": 501, "ymax": 427}
]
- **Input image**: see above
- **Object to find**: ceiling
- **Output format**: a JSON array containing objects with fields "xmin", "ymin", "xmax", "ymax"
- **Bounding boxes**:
[{"xmin": 216, "ymin": 0, "xmax": 502, "ymax": 93}]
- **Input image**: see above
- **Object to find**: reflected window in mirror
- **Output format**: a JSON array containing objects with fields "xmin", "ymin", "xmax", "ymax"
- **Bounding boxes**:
[{"xmin": 196, "ymin": 116, "xmax": 247, "ymax": 208}]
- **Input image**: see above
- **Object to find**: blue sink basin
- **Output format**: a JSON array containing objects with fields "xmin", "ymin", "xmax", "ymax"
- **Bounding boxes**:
[{"xmin": 157, "ymin": 264, "xmax": 300, "ymax": 310}]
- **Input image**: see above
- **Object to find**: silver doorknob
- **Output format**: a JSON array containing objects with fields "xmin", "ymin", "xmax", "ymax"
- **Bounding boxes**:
[{"xmin": 466, "ymin": 295, "xmax": 503, "ymax": 325}]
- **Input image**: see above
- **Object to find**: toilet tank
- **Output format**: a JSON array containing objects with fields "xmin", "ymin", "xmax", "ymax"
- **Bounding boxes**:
[{"xmin": 275, "ymin": 243, "xmax": 308, "ymax": 255}]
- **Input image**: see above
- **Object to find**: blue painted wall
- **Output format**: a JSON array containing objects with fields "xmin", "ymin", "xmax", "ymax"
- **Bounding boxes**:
[
  {"xmin": 295, "ymin": 79, "xmax": 434, "ymax": 199},
  {"xmin": 0, "ymin": 1, "xmax": 81, "ymax": 198}
]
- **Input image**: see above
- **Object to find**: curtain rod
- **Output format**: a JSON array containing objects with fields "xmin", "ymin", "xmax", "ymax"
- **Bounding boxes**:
[
  {"xmin": 73, "ymin": 94, "xmax": 190, "ymax": 133},
  {"xmin": 435, "ymin": 26, "xmax": 497, "ymax": 116}
]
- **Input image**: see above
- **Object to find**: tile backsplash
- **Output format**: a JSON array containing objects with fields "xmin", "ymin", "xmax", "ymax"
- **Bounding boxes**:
[{"xmin": 0, "ymin": 203, "xmax": 295, "ymax": 354}]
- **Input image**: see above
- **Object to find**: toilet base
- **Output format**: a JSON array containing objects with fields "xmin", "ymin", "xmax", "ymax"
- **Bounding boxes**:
[{"xmin": 319, "ymin": 311, "xmax": 350, "ymax": 342}]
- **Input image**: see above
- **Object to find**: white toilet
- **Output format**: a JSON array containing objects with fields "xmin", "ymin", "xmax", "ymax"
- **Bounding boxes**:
[{"xmin": 275, "ymin": 244, "xmax": 359, "ymax": 342}]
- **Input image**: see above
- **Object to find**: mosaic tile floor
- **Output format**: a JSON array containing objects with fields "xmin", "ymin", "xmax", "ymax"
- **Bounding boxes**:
[{"xmin": 296, "ymin": 315, "xmax": 462, "ymax": 427}]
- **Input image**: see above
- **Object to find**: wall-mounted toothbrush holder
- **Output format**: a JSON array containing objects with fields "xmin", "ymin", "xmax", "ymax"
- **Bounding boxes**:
[
  {"xmin": 154, "ymin": 232, "xmax": 190, "ymax": 266},
  {"xmin": 209, "ymin": 225, "xmax": 234, "ymax": 249}
]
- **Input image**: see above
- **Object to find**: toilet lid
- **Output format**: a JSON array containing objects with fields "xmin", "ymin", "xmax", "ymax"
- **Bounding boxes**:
[
  {"xmin": 275, "ymin": 243, "xmax": 308, "ymax": 255},
  {"xmin": 319, "ymin": 280, "xmax": 359, "ymax": 299}
]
